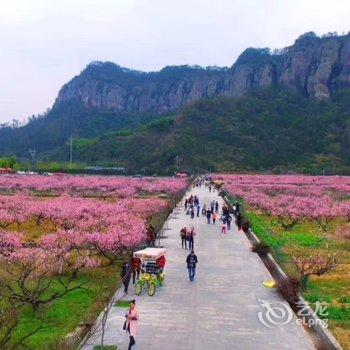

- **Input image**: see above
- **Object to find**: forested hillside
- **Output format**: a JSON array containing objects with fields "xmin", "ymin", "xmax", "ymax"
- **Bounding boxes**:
[{"xmin": 57, "ymin": 89, "xmax": 350, "ymax": 174}]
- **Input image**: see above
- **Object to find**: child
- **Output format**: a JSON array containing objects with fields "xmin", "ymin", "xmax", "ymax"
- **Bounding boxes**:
[{"xmin": 221, "ymin": 221, "xmax": 227, "ymax": 234}]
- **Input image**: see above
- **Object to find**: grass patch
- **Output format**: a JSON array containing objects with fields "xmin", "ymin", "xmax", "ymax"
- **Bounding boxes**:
[
  {"xmin": 93, "ymin": 346, "xmax": 118, "ymax": 350},
  {"xmin": 115, "ymin": 300, "xmax": 132, "ymax": 308},
  {"xmin": 9, "ymin": 264, "xmax": 121, "ymax": 349}
]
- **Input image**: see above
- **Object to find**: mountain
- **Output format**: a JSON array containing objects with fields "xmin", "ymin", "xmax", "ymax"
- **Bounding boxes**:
[
  {"xmin": 0, "ymin": 31, "xmax": 350, "ymax": 166},
  {"xmin": 56, "ymin": 32, "xmax": 350, "ymax": 113}
]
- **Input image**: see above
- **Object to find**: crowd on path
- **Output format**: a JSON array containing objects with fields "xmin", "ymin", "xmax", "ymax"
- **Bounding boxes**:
[
  {"xmin": 118, "ymin": 175, "xmax": 242, "ymax": 349},
  {"xmin": 180, "ymin": 176, "xmax": 241, "ymax": 283}
]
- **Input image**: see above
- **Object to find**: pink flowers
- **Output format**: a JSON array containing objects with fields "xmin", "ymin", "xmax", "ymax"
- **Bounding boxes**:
[
  {"xmin": 0, "ymin": 174, "xmax": 179, "ymax": 271},
  {"xmin": 216, "ymin": 174, "xmax": 350, "ymax": 230},
  {"xmin": 0, "ymin": 230, "xmax": 23, "ymax": 249},
  {"xmin": 335, "ymin": 225, "xmax": 350, "ymax": 239},
  {"xmin": 0, "ymin": 174, "xmax": 188, "ymax": 197}
]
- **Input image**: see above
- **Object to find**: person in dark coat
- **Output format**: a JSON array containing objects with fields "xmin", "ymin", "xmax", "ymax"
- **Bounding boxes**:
[
  {"xmin": 132, "ymin": 257, "xmax": 141, "ymax": 284},
  {"xmin": 206, "ymin": 209, "xmax": 212, "ymax": 224},
  {"xmin": 215, "ymin": 201, "xmax": 219, "ymax": 213},
  {"xmin": 210, "ymin": 200, "xmax": 215, "ymax": 213},
  {"xmin": 226, "ymin": 214, "xmax": 232, "ymax": 230},
  {"xmin": 187, "ymin": 227, "xmax": 195, "ymax": 250},
  {"xmin": 235, "ymin": 202, "xmax": 240, "ymax": 213},
  {"xmin": 186, "ymin": 250, "xmax": 198, "ymax": 282},
  {"xmin": 121, "ymin": 261, "xmax": 132, "ymax": 293},
  {"xmin": 180, "ymin": 225, "xmax": 188, "ymax": 249},
  {"xmin": 146, "ymin": 228, "xmax": 154, "ymax": 247},
  {"xmin": 236, "ymin": 212, "xmax": 243, "ymax": 230}
]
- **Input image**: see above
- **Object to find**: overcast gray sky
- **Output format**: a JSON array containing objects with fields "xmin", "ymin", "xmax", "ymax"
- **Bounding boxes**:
[{"xmin": 0, "ymin": 0, "xmax": 349, "ymax": 123}]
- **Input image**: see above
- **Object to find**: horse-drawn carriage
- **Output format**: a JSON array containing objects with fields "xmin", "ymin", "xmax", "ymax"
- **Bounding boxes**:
[{"xmin": 133, "ymin": 247, "xmax": 166, "ymax": 296}]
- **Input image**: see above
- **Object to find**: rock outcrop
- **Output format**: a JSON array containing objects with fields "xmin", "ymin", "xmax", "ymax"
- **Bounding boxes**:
[{"xmin": 55, "ymin": 33, "xmax": 350, "ymax": 113}]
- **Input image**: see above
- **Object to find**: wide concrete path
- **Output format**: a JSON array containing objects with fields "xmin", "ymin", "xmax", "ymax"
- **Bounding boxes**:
[{"xmin": 83, "ymin": 186, "xmax": 314, "ymax": 350}]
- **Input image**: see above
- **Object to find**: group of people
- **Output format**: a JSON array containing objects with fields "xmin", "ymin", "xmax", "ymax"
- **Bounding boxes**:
[
  {"xmin": 192, "ymin": 176, "xmax": 216, "ymax": 193},
  {"xmin": 179, "ymin": 226, "xmax": 198, "ymax": 282},
  {"xmin": 184, "ymin": 194, "xmax": 200, "ymax": 218},
  {"xmin": 120, "ymin": 177, "xmax": 241, "ymax": 349},
  {"xmin": 181, "ymin": 179, "xmax": 241, "ymax": 282},
  {"xmin": 204, "ymin": 200, "xmax": 233, "ymax": 233},
  {"xmin": 120, "ymin": 256, "xmax": 142, "ymax": 294},
  {"xmin": 180, "ymin": 225, "xmax": 195, "ymax": 250},
  {"xmin": 180, "ymin": 199, "xmax": 198, "ymax": 281}
]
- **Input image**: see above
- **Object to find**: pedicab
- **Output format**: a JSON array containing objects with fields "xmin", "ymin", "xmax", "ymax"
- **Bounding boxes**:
[{"xmin": 133, "ymin": 248, "xmax": 166, "ymax": 296}]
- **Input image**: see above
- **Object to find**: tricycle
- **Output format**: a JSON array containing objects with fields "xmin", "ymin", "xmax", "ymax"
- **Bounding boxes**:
[{"xmin": 133, "ymin": 247, "xmax": 166, "ymax": 296}]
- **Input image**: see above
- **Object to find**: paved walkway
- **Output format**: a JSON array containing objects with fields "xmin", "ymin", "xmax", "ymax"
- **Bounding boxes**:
[{"xmin": 83, "ymin": 186, "xmax": 314, "ymax": 350}]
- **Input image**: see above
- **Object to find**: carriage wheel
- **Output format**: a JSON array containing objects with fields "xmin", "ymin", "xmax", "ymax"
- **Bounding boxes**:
[
  {"xmin": 147, "ymin": 281, "xmax": 156, "ymax": 296},
  {"xmin": 135, "ymin": 281, "xmax": 143, "ymax": 295}
]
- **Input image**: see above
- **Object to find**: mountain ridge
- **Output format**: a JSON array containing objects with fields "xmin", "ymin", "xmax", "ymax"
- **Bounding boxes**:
[{"xmin": 54, "ymin": 32, "xmax": 350, "ymax": 115}]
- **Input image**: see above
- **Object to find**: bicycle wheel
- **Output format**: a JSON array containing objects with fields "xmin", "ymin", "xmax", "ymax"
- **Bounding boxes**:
[
  {"xmin": 135, "ymin": 281, "xmax": 143, "ymax": 295},
  {"xmin": 147, "ymin": 281, "xmax": 156, "ymax": 296}
]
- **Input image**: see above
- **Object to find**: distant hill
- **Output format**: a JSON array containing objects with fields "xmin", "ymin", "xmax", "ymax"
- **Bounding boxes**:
[
  {"xmin": 52, "ymin": 88, "xmax": 350, "ymax": 175},
  {"xmin": 0, "ymin": 31, "xmax": 350, "ymax": 174}
]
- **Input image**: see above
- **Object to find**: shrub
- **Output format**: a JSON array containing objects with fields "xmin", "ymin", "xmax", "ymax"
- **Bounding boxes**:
[
  {"xmin": 276, "ymin": 277, "xmax": 301, "ymax": 306},
  {"xmin": 251, "ymin": 242, "xmax": 271, "ymax": 256},
  {"xmin": 241, "ymin": 220, "xmax": 250, "ymax": 232}
]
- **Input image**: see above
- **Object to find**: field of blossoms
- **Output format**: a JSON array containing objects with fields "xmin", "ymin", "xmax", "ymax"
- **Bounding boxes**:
[
  {"xmin": 0, "ymin": 174, "xmax": 188, "ymax": 349},
  {"xmin": 215, "ymin": 174, "xmax": 350, "ymax": 349}
]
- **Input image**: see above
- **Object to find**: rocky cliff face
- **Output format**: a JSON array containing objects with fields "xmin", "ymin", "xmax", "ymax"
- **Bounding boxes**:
[{"xmin": 55, "ymin": 33, "xmax": 350, "ymax": 114}]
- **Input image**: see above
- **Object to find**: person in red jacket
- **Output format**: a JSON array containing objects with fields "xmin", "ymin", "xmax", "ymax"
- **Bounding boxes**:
[{"xmin": 132, "ymin": 257, "xmax": 141, "ymax": 284}]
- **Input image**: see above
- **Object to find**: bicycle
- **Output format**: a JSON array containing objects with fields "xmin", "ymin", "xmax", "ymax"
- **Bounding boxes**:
[{"xmin": 135, "ymin": 272, "xmax": 165, "ymax": 296}]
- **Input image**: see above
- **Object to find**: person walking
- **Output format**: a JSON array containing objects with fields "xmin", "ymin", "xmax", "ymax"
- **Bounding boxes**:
[
  {"xmin": 226, "ymin": 214, "xmax": 232, "ymax": 230},
  {"xmin": 236, "ymin": 213, "xmax": 243, "ymax": 230},
  {"xmin": 121, "ymin": 261, "xmax": 132, "ymax": 294},
  {"xmin": 180, "ymin": 225, "xmax": 188, "ymax": 249},
  {"xmin": 221, "ymin": 219, "xmax": 227, "ymax": 234},
  {"xmin": 132, "ymin": 257, "xmax": 141, "ymax": 284},
  {"xmin": 212, "ymin": 212, "xmax": 217, "ymax": 224},
  {"xmin": 187, "ymin": 227, "xmax": 195, "ymax": 250},
  {"xmin": 206, "ymin": 209, "xmax": 211, "ymax": 224},
  {"xmin": 186, "ymin": 250, "xmax": 198, "ymax": 282},
  {"xmin": 202, "ymin": 204, "xmax": 207, "ymax": 216},
  {"xmin": 145, "ymin": 219, "xmax": 155, "ymax": 247},
  {"xmin": 190, "ymin": 205, "xmax": 195, "ymax": 219},
  {"xmin": 235, "ymin": 201, "xmax": 240, "ymax": 213},
  {"xmin": 210, "ymin": 200, "xmax": 215, "ymax": 213},
  {"xmin": 196, "ymin": 202, "xmax": 200, "ymax": 217},
  {"xmin": 222, "ymin": 205, "xmax": 229, "ymax": 216},
  {"xmin": 124, "ymin": 300, "xmax": 139, "ymax": 350},
  {"xmin": 146, "ymin": 227, "xmax": 154, "ymax": 247},
  {"xmin": 215, "ymin": 201, "xmax": 219, "ymax": 213}
]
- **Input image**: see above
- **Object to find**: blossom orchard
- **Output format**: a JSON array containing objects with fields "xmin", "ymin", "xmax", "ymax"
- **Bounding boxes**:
[
  {"xmin": 215, "ymin": 174, "xmax": 350, "ymax": 230},
  {"xmin": 0, "ymin": 174, "xmax": 188, "ymax": 197},
  {"xmin": 0, "ymin": 176, "xmax": 186, "ymax": 300}
]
